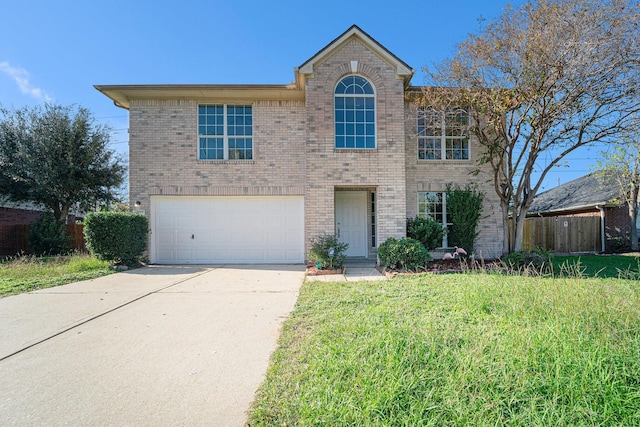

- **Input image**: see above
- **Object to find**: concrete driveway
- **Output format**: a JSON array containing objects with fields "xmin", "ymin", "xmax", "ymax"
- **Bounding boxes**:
[{"xmin": 0, "ymin": 265, "xmax": 305, "ymax": 426}]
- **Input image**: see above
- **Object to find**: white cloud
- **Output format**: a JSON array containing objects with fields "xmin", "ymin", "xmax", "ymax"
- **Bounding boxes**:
[{"xmin": 0, "ymin": 61, "xmax": 53, "ymax": 102}]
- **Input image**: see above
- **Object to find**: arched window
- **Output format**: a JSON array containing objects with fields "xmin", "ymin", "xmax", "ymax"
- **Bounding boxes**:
[{"xmin": 334, "ymin": 75, "xmax": 376, "ymax": 149}]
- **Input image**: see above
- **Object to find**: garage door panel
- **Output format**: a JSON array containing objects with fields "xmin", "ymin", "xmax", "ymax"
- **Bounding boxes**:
[{"xmin": 152, "ymin": 196, "xmax": 303, "ymax": 264}]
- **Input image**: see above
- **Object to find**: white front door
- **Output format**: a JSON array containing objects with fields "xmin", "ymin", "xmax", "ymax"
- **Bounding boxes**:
[{"xmin": 335, "ymin": 191, "xmax": 367, "ymax": 257}]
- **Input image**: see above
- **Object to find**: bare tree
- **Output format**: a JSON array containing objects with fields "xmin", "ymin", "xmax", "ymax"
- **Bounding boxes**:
[
  {"xmin": 422, "ymin": 0, "xmax": 640, "ymax": 254},
  {"xmin": 596, "ymin": 125, "xmax": 640, "ymax": 251}
]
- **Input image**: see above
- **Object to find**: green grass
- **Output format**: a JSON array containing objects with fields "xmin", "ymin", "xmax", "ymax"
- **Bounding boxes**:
[
  {"xmin": 552, "ymin": 254, "xmax": 640, "ymax": 279},
  {"xmin": 0, "ymin": 253, "xmax": 114, "ymax": 298},
  {"xmin": 249, "ymin": 273, "xmax": 640, "ymax": 425}
]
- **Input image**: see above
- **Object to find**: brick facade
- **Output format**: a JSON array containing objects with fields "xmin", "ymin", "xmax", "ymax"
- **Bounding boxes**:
[
  {"xmin": 403, "ymin": 102, "xmax": 503, "ymax": 259},
  {"xmin": 128, "ymin": 99, "xmax": 307, "ymax": 213},
  {"xmin": 303, "ymin": 38, "xmax": 408, "ymax": 256},
  {"xmin": 0, "ymin": 207, "xmax": 42, "ymax": 226},
  {"xmin": 98, "ymin": 25, "xmax": 505, "ymax": 262}
]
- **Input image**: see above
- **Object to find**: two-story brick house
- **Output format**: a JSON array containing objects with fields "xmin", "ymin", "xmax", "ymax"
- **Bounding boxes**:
[{"xmin": 95, "ymin": 25, "xmax": 503, "ymax": 264}]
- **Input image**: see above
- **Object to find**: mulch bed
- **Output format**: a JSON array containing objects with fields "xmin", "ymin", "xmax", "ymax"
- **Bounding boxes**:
[
  {"xmin": 305, "ymin": 265, "xmax": 345, "ymax": 276},
  {"xmin": 384, "ymin": 258, "xmax": 497, "ymax": 278},
  {"xmin": 306, "ymin": 258, "xmax": 498, "ymax": 277}
]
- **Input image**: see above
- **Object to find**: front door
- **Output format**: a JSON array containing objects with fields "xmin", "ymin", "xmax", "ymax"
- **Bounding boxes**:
[{"xmin": 335, "ymin": 191, "xmax": 367, "ymax": 257}]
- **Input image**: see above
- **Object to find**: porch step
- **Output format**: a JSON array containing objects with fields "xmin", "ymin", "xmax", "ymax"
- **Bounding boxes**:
[{"xmin": 344, "ymin": 257, "xmax": 377, "ymax": 267}]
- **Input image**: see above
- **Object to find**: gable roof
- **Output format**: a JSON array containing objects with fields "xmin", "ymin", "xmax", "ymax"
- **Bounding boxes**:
[
  {"xmin": 528, "ymin": 172, "xmax": 619, "ymax": 215},
  {"xmin": 298, "ymin": 25, "xmax": 414, "ymax": 83},
  {"xmin": 95, "ymin": 25, "xmax": 415, "ymax": 110}
]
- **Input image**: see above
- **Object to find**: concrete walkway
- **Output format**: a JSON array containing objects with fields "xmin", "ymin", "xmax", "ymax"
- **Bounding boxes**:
[{"xmin": 0, "ymin": 265, "xmax": 305, "ymax": 426}]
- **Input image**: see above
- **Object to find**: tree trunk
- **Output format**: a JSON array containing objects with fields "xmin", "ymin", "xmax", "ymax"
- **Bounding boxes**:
[
  {"xmin": 630, "ymin": 185, "xmax": 639, "ymax": 251},
  {"xmin": 500, "ymin": 200, "xmax": 511, "ymax": 256},
  {"xmin": 513, "ymin": 213, "xmax": 526, "ymax": 252},
  {"xmin": 57, "ymin": 204, "xmax": 70, "ymax": 225}
]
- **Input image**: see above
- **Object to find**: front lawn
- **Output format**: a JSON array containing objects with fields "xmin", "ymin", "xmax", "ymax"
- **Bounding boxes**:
[
  {"xmin": 0, "ymin": 253, "xmax": 114, "ymax": 298},
  {"xmin": 249, "ymin": 273, "xmax": 640, "ymax": 425},
  {"xmin": 552, "ymin": 254, "xmax": 640, "ymax": 278}
]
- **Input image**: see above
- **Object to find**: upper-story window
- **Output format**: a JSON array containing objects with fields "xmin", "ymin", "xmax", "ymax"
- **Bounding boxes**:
[
  {"xmin": 417, "ymin": 107, "xmax": 469, "ymax": 160},
  {"xmin": 334, "ymin": 75, "xmax": 376, "ymax": 149},
  {"xmin": 198, "ymin": 104, "xmax": 253, "ymax": 160}
]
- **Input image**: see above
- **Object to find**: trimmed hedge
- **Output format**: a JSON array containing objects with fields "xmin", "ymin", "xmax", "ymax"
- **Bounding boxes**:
[
  {"xmin": 84, "ymin": 211, "xmax": 148, "ymax": 265},
  {"xmin": 378, "ymin": 237, "xmax": 431, "ymax": 272}
]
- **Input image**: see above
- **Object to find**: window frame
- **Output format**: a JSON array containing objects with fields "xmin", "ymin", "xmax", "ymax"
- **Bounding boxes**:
[
  {"xmin": 418, "ymin": 191, "xmax": 450, "ymax": 247},
  {"xmin": 197, "ymin": 104, "xmax": 253, "ymax": 161},
  {"xmin": 417, "ymin": 107, "xmax": 470, "ymax": 161},
  {"xmin": 334, "ymin": 75, "xmax": 376, "ymax": 150}
]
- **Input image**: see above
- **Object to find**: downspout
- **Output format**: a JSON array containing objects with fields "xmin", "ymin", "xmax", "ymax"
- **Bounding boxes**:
[{"xmin": 596, "ymin": 205, "xmax": 605, "ymax": 253}]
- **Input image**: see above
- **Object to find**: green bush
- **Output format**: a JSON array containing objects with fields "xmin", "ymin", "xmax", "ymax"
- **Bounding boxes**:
[
  {"xmin": 27, "ymin": 212, "xmax": 70, "ymax": 255},
  {"xmin": 308, "ymin": 234, "xmax": 348, "ymax": 270},
  {"xmin": 445, "ymin": 183, "xmax": 484, "ymax": 254},
  {"xmin": 84, "ymin": 211, "xmax": 148, "ymax": 265},
  {"xmin": 378, "ymin": 237, "xmax": 431, "ymax": 272},
  {"xmin": 406, "ymin": 216, "xmax": 445, "ymax": 251}
]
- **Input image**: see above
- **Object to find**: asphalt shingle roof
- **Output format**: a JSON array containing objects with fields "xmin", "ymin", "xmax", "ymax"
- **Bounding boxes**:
[{"xmin": 528, "ymin": 172, "xmax": 618, "ymax": 214}]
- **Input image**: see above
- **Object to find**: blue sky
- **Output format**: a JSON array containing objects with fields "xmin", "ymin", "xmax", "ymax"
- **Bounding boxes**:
[{"xmin": 1, "ymin": 0, "xmax": 606, "ymax": 193}]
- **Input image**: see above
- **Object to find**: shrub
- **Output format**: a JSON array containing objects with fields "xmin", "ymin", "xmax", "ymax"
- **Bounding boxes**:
[
  {"xmin": 378, "ymin": 237, "xmax": 431, "ymax": 272},
  {"xmin": 308, "ymin": 234, "xmax": 348, "ymax": 270},
  {"xmin": 607, "ymin": 235, "xmax": 631, "ymax": 253},
  {"xmin": 445, "ymin": 183, "xmax": 484, "ymax": 254},
  {"xmin": 406, "ymin": 216, "xmax": 445, "ymax": 251},
  {"xmin": 84, "ymin": 211, "xmax": 148, "ymax": 265},
  {"xmin": 27, "ymin": 212, "xmax": 70, "ymax": 255}
]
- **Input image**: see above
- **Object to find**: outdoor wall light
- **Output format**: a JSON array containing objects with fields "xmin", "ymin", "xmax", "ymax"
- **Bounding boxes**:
[{"xmin": 134, "ymin": 201, "xmax": 142, "ymax": 208}]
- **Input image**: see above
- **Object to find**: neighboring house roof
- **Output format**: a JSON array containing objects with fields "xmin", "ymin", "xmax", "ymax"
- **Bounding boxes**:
[
  {"xmin": 0, "ymin": 200, "xmax": 85, "ymax": 217},
  {"xmin": 95, "ymin": 25, "xmax": 415, "ymax": 110},
  {"xmin": 528, "ymin": 172, "xmax": 619, "ymax": 215},
  {"xmin": 0, "ymin": 201, "xmax": 46, "ymax": 211}
]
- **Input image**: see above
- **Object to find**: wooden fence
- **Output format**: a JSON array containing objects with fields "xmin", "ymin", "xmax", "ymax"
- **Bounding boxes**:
[
  {"xmin": 0, "ymin": 224, "xmax": 86, "ymax": 257},
  {"xmin": 521, "ymin": 215, "xmax": 601, "ymax": 254}
]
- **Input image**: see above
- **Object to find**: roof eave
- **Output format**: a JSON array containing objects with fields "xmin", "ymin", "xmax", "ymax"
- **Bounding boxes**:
[
  {"xmin": 94, "ymin": 84, "xmax": 305, "ymax": 110},
  {"xmin": 527, "ymin": 202, "xmax": 617, "ymax": 216}
]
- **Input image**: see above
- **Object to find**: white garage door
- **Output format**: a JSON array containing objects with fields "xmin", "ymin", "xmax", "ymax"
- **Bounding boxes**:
[{"xmin": 151, "ymin": 196, "xmax": 304, "ymax": 264}]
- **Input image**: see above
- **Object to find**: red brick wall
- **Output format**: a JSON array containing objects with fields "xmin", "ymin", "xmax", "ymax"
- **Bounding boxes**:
[
  {"xmin": 604, "ymin": 203, "xmax": 633, "ymax": 251},
  {"xmin": 0, "ymin": 207, "xmax": 42, "ymax": 226}
]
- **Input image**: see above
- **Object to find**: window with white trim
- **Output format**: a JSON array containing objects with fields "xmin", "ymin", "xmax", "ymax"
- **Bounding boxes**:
[
  {"xmin": 417, "ymin": 107, "xmax": 469, "ymax": 160},
  {"xmin": 418, "ymin": 191, "xmax": 449, "ymax": 247},
  {"xmin": 334, "ymin": 75, "xmax": 376, "ymax": 149},
  {"xmin": 198, "ymin": 104, "xmax": 253, "ymax": 160}
]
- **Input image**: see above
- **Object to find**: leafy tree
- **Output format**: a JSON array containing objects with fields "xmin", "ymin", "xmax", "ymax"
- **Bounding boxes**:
[
  {"xmin": 0, "ymin": 104, "xmax": 125, "ymax": 224},
  {"xmin": 423, "ymin": 0, "xmax": 640, "ymax": 254},
  {"xmin": 595, "ymin": 127, "xmax": 640, "ymax": 251}
]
